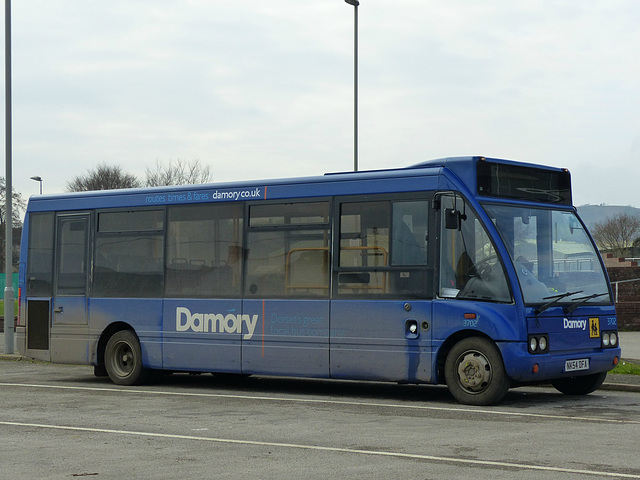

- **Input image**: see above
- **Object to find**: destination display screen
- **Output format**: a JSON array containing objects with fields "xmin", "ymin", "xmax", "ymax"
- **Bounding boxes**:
[{"xmin": 477, "ymin": 161, "xmax": 572, "ymax": 205}]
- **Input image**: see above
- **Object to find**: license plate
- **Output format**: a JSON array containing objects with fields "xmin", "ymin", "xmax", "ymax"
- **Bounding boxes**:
[{"xmin": 565, "ymin": 358, "xmax": 590, "ymax": 372}]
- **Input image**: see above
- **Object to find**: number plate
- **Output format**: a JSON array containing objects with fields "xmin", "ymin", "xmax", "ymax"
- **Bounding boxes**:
[{"xmin": 565, "ymin": 358, "xmax": 590, "ymax": 372}]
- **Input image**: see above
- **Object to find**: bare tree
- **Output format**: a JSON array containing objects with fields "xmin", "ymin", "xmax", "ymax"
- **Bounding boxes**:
[
  {"xmin": 0, "ymin": 177, "xmax": 26, "ymax": 226},
  {"xmin": 591, "ymin": 213, "xmax": 640, "ymax": 257},
  {"xmin": 66, "ymin": 164, "xmax": 141, "ymax": 192},
  {"xmin": 145, "ymin": 159, "xmax": 213, "ymax": 187},
  {"xmin": 0, "ymin": 178, "xmax": 26, "ymax": 272}
]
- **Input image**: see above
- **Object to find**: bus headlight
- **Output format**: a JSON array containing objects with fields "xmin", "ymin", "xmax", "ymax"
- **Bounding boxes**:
[
  {"xmin": 602, "ymin": 331, "xmax": 619, "ymax": 348},
  {"xmin": 528, "ymin": 334, "xmax": 549, "ymax": 354},
  {"xmin": 538, "ymin": 336, "xmax": 547, "ymax": 351}
]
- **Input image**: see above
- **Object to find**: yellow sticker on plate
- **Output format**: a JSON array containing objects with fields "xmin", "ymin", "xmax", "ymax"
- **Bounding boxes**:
[{"xmin": 589, "ymin": 317, "xmax": 600, "ymax": 338}]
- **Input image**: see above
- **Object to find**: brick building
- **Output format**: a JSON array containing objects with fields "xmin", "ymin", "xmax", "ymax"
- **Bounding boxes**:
[{"xmin": 604, "ymin": 254, "xmax": 640, "ymax": 330}]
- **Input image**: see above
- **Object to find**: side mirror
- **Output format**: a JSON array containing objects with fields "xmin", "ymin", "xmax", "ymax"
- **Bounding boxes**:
[{"xmin": 445, "ymin": 208, "xmax": 460, "ymax": 230}]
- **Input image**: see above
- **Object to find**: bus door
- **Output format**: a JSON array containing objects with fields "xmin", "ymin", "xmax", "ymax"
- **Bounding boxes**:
[
  {"xmin": 241, "ymin": 201, "xmax": 331, "ymax": 377},
  {"xmin": 51, "ymin": 213, "xmax": 91, "ymax": 364},
  {"xmin": 330, "ymin": 198, "xmax": 434, "ymax": 383},
  {"xmin": 23, "ymin": 212, "xmax": 55, "ymax": 361}
]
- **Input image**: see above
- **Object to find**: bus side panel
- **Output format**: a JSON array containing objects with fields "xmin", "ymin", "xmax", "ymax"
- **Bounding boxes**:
[
  {"xmin": 242, "ymin": 299, "xmax": 330, "ymax": 378},
  {"xmin": 432, "ymin": 300, "xmax": 523, "ymax": 344},
  {"xmin": 51, "ymin": 296, "xmax": 89, "ymax": 364},
  {"xmin": 330, "ymin": 300, "xmax": 433, "ymax": 383},
  {"xmin": 162, "ymin": 299, "xmax": 242, "ymax": 373},
  {"xmin": 89, "ymin": 298, "xmax": 163, "ymax": 368},
  {"xmin": 431, "ymin": 300, "xmax": 524, "ymax": 383}
]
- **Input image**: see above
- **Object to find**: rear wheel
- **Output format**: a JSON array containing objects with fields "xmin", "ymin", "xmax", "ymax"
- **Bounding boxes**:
[
  {"xmin": 552, "ymin": 372, "xmax": 607, "ymax": 395},
  {"xmin": 104, "ymin": 330, "xmax": 149, "ymax": 386},
  {"xmin": 444, "ymin": 337, "xmax": 510, "ymax": 405}
]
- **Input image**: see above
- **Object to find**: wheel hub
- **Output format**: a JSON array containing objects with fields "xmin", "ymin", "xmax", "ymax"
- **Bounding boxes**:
[
  {"xmin": 457, "ymin": 351, "xmax": 492, "ymax": 392},
  {"xmin": 114, "ymin": 343, "xmax": 134, "ymax": 375}
]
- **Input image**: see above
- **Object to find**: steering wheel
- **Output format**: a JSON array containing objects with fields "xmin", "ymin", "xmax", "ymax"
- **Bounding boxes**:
[{"xmin": 467, "ymin": 255, "xmax": 498, "ymax": 278}]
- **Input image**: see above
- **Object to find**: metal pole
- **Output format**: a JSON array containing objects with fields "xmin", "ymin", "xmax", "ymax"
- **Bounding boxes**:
[
  {"xmin": 4, "ymin": 0, "xmax": 14, "ymax": 354},
  {"xmin": 353, "ymin": 2, "xmax": 358, "ymax": 172},
  {"xmin": 344, "ymin": 0, "xmax": 359, "ymax": 172},
  {"xmin": 30, "ymin": 175, "xmax": 42, "ymax": 194}
]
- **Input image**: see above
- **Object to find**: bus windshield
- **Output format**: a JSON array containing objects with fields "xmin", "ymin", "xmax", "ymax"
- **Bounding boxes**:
[{"xmin": 484, "ymin": 204, "xmax": 612, "ymax": 307}]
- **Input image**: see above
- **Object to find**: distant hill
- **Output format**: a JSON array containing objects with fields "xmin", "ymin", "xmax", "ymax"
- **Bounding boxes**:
[{"xmin": 577, "ymin": 205, "xmax": 640, "ymax": 231}]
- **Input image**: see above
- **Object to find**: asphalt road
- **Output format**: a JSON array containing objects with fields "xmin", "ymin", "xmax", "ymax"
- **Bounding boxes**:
[{"xmin": 1, "ymin": 360, "xmax": 639, "ymax": 480}]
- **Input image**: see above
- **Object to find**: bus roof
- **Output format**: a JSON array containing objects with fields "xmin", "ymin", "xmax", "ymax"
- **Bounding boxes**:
[{"xmin": 25, "ymin": 156, "xmax": 571, "ymax": 212}]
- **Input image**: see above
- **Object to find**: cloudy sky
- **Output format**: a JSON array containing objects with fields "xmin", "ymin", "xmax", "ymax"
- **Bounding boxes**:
[{"xmin": 2, "ymin": 1, "xmax": 640, "ymax": 207}]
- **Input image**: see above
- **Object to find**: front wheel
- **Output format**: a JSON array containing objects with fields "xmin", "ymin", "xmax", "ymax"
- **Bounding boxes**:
[
  {"xmin": 444, "ymin": 337, "xmax": 510, "ymax": 405},
  {"xmin": 552, "ymin": 372, "xmax": 607, "ymax": 395},
  {"xmin": 104, "ymin": 330, "xmax": 150, "ymax": 386}
]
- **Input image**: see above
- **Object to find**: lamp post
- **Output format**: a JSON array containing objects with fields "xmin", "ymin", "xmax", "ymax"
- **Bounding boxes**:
[
  {"xmin": 30, "ymin": 176, "xmax": 43, "ymax": 194},
  {"xmin": 344, "ymin": 0, "xmax": 359, "ymax": 172},
  {"xmin": 4, "ymin": 0, "xmax": 13, "ymax": 354}
]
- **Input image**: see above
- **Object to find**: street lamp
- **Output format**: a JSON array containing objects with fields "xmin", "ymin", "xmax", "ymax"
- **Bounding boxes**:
[
  {"xmin": 30, "ymin": 175, "xmax": 43, "ymax": 194},
  {"xmin": 4, "ymin": 0, "xmax": 14, "ymax": 354},
  {"xmin": 344, "ymin": 0, "xmax": 359, "ymax": 172}
]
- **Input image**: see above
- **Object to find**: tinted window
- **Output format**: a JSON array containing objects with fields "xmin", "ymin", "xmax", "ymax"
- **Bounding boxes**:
[
  {"xmin": 166, "ymin": 203, "xmax": 243, "ymax": 298},
  {"xmin": 27, "ymin": 213, "xmax": 55, "ymax": 296},
  {"xmin": 56, "ymin": 216, "xmax": 89, "ymax": 295},
  {"xmin": 98, "ymin": 210, "xmax": 164, "ymax": 232},
  {"xmin": 477, "ymin": 161, "xmax": 572, "ymax": 205},
  {"xmin": 392, "ymin": 201, "xmax": 428, "ymax": 266},
  {"xmin": 338, "ymin": 199, "xmax": 431, "ymax": 298},
  {"xmin": 246, "ymin": 202, "xmax": 330, "ymax": 298},
  {"xmin": 250, "ymin": 202, "xmax": 329, "ymax": 226},
  {"xmin": 93, "ymin": 209, "xmax": 164, "ymax": 298}
]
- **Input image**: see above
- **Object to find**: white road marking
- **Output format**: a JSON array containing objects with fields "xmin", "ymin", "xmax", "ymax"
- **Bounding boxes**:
[
  {"xmin": 1, "ymin": 381, "xmax": 639, "ymax": 425},
  {"xmin": 1, "ymin": 420, "xmax": 638, "ymax": 478}
]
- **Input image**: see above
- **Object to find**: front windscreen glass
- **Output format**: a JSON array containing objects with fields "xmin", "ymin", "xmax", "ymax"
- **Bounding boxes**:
[{"xmin": 484, "ymin": 205, "xmax": 611, "ymax": 307}]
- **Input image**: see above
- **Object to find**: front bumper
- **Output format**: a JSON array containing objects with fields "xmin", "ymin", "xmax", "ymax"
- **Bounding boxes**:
[{"xmin": 498, "ymin": 341, "xmax": 621, "ymax": 384}]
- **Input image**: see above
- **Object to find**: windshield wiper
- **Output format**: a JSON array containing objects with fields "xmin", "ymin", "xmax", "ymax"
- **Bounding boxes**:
[
  {"xmin": 535, "ymin": 291, "xmax": 583, "ymax": 315},
  {"xmin": 563, "ymin": 292, "xmax": 609, "ymax": 314}
]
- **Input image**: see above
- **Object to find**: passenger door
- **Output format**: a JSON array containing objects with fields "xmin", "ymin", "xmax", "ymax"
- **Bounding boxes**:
[
  {"xmin": 51, "ymin": 213, "xmax": 90, "ymax": 363},
  {"xmin": 24, "ymin": 212, "xmax": 55, "ymax": 361}
]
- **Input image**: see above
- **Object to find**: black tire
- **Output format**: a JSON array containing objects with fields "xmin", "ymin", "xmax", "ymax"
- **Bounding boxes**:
[
  {"xmin": 444, "ymin": 337, "xmax": 510, "ymax": 405},
  {"xmin": 552, "ymin": 372, "xmax": 607, "ymax": 396},
  {"xmin": 104, "ymin": 330, "xmax": 149, "ymax": 386}
]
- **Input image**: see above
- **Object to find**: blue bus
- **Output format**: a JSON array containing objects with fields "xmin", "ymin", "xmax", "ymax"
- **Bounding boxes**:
[{"xmin": 16, "ymin": 156, "xmax": 621, "ymax": 405}]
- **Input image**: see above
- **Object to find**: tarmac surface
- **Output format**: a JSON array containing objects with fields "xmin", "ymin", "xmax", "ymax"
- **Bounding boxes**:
[{"xmin": 1, "ymin": 331, "xmax": 639, "ymax": 391}]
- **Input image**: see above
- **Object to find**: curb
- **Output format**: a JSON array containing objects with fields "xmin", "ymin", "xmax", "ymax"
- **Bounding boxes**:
[
  {"xmin": 601, "ymin": 382, "xmax": 640, "ymax": 393},
  {"xmin": 0, "ymin": 354, "xmax": 24, "ymax": 361}
]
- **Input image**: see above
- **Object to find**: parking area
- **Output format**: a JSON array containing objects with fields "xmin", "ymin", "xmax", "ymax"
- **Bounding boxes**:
[{"xmin": 2, "ymin": 358, "xmax": 640, "ymax": 479}]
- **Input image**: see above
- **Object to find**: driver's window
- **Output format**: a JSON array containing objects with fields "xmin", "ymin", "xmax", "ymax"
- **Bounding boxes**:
[{"xmin": 438, "ymin": 195, "xmax": 511, "ymax": 302}]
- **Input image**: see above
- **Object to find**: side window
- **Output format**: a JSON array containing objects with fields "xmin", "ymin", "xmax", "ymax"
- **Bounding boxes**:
[
  {"xmin": 392, "ymin": 201, "xmax": 428, "ymax": 266},
  {"xmin": 438, "ymin": 195, "xmax": 511, "ymax": 302},
  {"xmin": 56, "ymin": 215, "xmax": 89, "ymax": 296},
  {"xmin": 27, "ymin": 212, "xmax": 55, "ymax": 296},
  {"xmin": 338, "ymin": 198, "xmax": 431, "ymax": 298},
  {"xmin": 93, "ymin": 210, "xmax": 164, "ymax": 298},
  {"xmin": 339, "ymin": 202, "xmax": 390, "ymax": 294},
  {"xmin": 245, "ymin": 202, "xmax": 330, "ymax": 298},
  {"xmin": 165, "ymin": 203, "xmax": 243, "ymax": 298}
]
